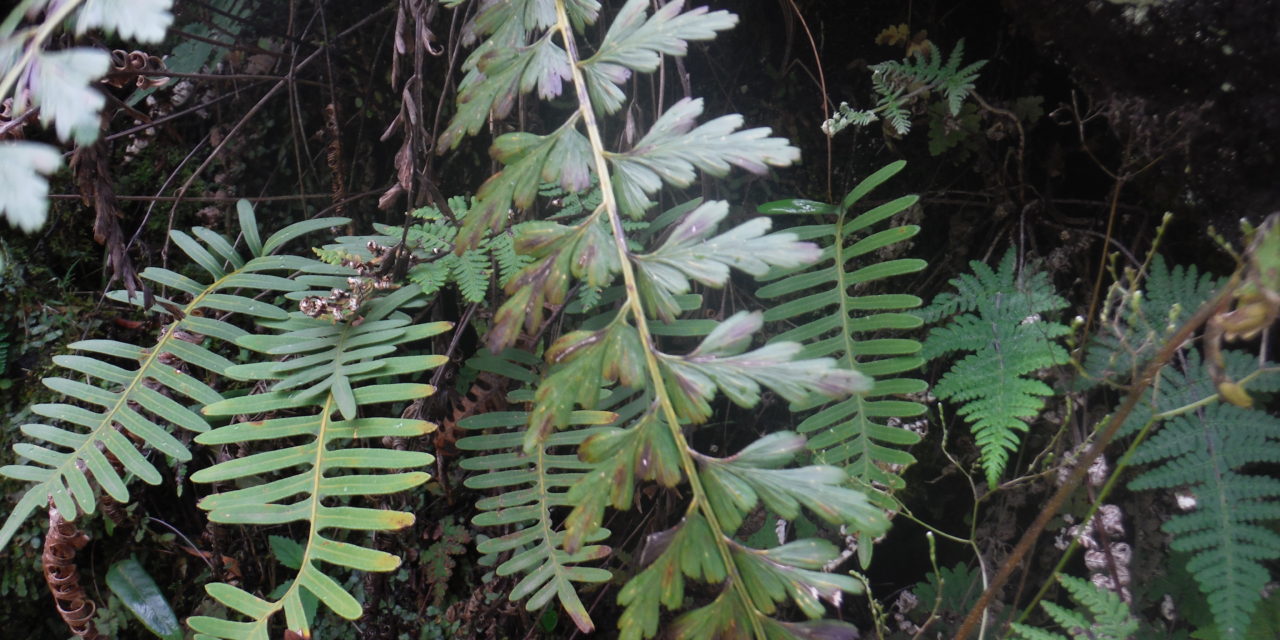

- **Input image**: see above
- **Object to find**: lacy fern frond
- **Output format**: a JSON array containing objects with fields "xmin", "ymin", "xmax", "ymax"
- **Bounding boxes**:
[
  {"xmin": 1082, "ymin": 255, "xmax": 1222, "ymax": 389},
  {"xmin": 0, "ymin": 201, "xmax": 347, "ymax": 549},
  {"xmin": 1010, "ymin": 574, "xmax": 1139, "ymax": 640},
  {"xmin": 456, "ymin": 349, "xmax": 625, "ymax": 633},
  {"xmin": 823, "ymin": 40, "xmax": 986, "ymax": 137},
  {"xmin": 315, "ymin": 196, "xmax": 531, "ymax": 303},
  {"xmin": 1125, "ymin": 350, "xmax": 1280, "ymax": 639},
  {"xmin": 186, "ymin": 285, "xmax": 452, "ymax": 639},
  {"xmin": 920, "ymin": 248, "xmax": 1070, "ymax": 487},
  {"xmin": 755, "ymin": 161, "xmax": 927, "ymax": 516}
]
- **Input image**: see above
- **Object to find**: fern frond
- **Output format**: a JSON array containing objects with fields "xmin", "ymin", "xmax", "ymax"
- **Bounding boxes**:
[
  {"xmin": 920, "ymin": 248, "xmax": 1070, "ymax": 487},
  {"xmin": 0, "ymin": 202, "xmax": 348, "ymax": 549},
  {"xmin": 1126, "ymin": 351, "xmax": 1280, "ymax": 639},
  {"xmin": 1082, "ymin": 256, "xmax": 1222, "ymax": 389},
  {"xmin": 756, "ymin": 161, "xmax": 927, "ymax": 513},
  {"xmin": 456, "ymin": 349, "xmax": 624, "ymax": 633},
  {"xmin": 1010, "ymin": 574, "xmax": 1139, "ymax": 640},
  {"xmin": 186, "ymin": 286, "xmax": 452, "ymax": 639}
]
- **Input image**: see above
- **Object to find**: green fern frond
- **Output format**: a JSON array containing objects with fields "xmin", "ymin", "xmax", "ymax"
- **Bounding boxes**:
[
  {"xmin": 920, "ymin": 248, "xmax": 1070, "ymax": 487},
  {"xmin": 0, "ymin": 201, "xmax": 348, "ymax": 549},
  {"xmin": 1082, "ymin": 256, "xmax": 1222, "ymax": 389},
  {"xmin": 756, "ymin": 162, "xmax": 927, "ymax": 512},
  {"xmin": 827, "ymin": 39, "xmax": 986, "ymax": 138},
  {"xmin": 456, "ymin": 349, "xmax": 625, "ymax": 633},
  {"xmin": 1125, "ymin": 350, "xmax": 1280, "ymax": 639},
  {"xmin": 448, "ymin": 1, "xmax": 890, "ymax": 637},
  {"xmin": 1010, "ymin": 574, "xmax": 1139, "ymax": 640},
  {"xmin": 186, "ymin": 286, "xmax": 452, "ymax": 639}
]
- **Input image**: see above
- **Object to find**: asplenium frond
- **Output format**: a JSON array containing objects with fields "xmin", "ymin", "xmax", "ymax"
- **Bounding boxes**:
[
  {"xmin": 186, "ymin": 285, "xmax": 452, "ymax": 639},
  {"xmin": 0, "ymin": 200, "xmax": 346, "ymax": 549},
  {"xmin": 1122, "ymin": 350, "xmax": 1280, "ymax": 639},
  {"xmin": 754, "ymin": 160, "xmax": 927, "ymax": 550},
  {"xmin": 442, "ymin": 0, "xmax": 891, "ymax": 637},
  {"xmin": 1010, "ymin": 574, "xmax": 1139, "ymax": 640},
  {"xmin": 920, "ymin": 247, "xmax": 1070, "ymax": 487}
]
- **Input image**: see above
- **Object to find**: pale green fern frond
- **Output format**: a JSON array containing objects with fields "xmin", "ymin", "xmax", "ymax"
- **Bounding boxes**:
[
  {"xmin": 920, "ymin": 248, "xmax": 1070, "ymax": 487},
  {"xmin": 186, "ymin": 285, "xmax": 452, "ymax": 639},
  {"xmin": 1010, "ymin": 574, "xmax": 1139, "ymax": 640},
  {"xmin": 456, "ymin": 349, "xmax": 627, "ymax": 633},
  {"xmin": 755, "ymin": 161, "xmax": 927, "ymax": 508},
  {"xmin": 445, "ymin": 1, "xmax": 891, "ymax": 637},
  {"xmin": 0, "ymin": 201, "xmax": 347, "ymax": 549}
]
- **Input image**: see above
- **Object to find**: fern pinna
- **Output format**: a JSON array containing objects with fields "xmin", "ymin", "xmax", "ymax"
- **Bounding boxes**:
[
  {"xmin": 441, "ymin": 0, "xmax": 893, "ymax": 637},
  {"xmin": 187, "ymin": 284, "xmax": 451, "ymax": 639},
  {"xmin": 0, "ymin": 201, "xmax": 347, "ymax": 549},
  {"xmin": 919, "ymin": 247, "xmax": 1070, "ymax": 488},
  {"xmin": 754, "ymin": 160, "xmax": 927, "ymax": 552}
]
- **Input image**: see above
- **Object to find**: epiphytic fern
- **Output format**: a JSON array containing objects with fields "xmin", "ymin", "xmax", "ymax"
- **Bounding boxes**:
[
  {"xmin": 754, "ymin": 160, "xmax": 927, "ymax": 536},
  {"xmin": 1123, "ymin": 350, "xmax": 1280, "ymax": 639},
  {"xmin": 1010, "ymin": 574, "xmax": 1139, "ymax": 640},
  {"xmin": 442, "ymin": 0, "xmax": 894, "ymax": 637},
  {"xmin": 186, "ymin": 284, "xmax": 452, "ymax": 639},
  {"xmin": 0, "ymin": 201, "xmax": 346, "ymax": 549},
  {"xmin": 919, "ymin": 247, "xmax": 1070, "ymax": 487}
]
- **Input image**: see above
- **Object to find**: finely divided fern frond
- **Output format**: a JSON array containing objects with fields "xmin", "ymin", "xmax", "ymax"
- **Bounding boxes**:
[
  {"xmin": 920, "ymin": 247, "xmax": 1070, "ymax": 487},
  {"xmin": 1010, "ymin": 574, "xmax": 1139, "ymax": 640},
  {"xmin": 1082, "ymin": 255, "xmax": 1222, "ymax": 389},
  {"xmin": 1126, "ymin": 350, "xmax": 1280, "ymax": 639},
  {"xmin": 186, "ymin": 285, "xmax": 452, "ymax": 639},
  {"xmin": 0, "ymin": 201, "xmax": 347, "ymax": 549},
  {"xmin": 755, "ymin": 161, "xmax": 927, "ymax": 515},
  {"xmin": 315, "ymin": 196, "xmax": 531, "ymax": 304}
]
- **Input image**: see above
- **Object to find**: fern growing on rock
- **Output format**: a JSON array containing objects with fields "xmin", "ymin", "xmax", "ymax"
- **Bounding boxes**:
[
  {"xmin": 438, "ymin": 0, "xmax": 899, "ymax": 636},
  {"xmin": 919, "ymin": 247, "xmax": 1070, "ymax": 487}
]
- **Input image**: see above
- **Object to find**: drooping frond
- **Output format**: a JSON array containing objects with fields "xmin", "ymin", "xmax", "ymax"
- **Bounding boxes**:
[
  {"xmin": 1126, "ymin": 350, "xmax": 1280, "ymax": 639},
  {"xmin": 920, "ymin": 247, "xmax": 1070, "ymax": 487},
  {"xmin": 755, "ymin": 161, "xmax": 928, "ymax": 518},
  {"xmin": 0, "ymin": 201, "xmax": 347, "ymax": 549},
  {"xmin": 186, "ymin": 285, "xmax": 451, "ymax": 639},
  {"xmin": 1010, "ymin": 574, "xmax": 1139, "ymax": 640}
]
